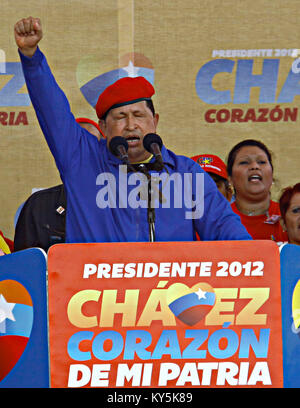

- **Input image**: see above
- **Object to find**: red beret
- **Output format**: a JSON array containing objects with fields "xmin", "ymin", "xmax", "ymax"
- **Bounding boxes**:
[
  {"xmin": 95, "ymin": 76, "xmax": 155, "ymax": 119},
  {"xmin": 76, "ymin": 117, "xmax": 106, "ymax": 139},
  {"xmin": 191, "ymin": 154, "xmax": 228, "ymax": 180},
  {"xmin": 76, "ymin": 117, "xmax": 101, "ymax": 132}
]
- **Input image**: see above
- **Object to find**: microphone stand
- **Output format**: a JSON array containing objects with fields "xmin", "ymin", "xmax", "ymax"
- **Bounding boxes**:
[
  {"xmin": 145, "ymin": 157, "xmax": 167, "ymax": 242},
  {"xmin": 147, "ymin": 175, "xmax": 156, "ymax": 242},
  {"xmin": 127, "ymin": 147, "xmax": 169, "ymax": 242},
  {"xmin": 111, "ymin": 137, "xmax": 157, "ymax": 241},
  {"xmin": 130, "ymin": 163, "xmax": 156, "ymax": 242}
]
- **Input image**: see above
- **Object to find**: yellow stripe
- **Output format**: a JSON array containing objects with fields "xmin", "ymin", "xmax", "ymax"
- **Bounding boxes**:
[
  {"xmin": 132, "ymin": 154, "xmax": 153, "ymax": 164},
  {"xmin": 292, "ymin": 279, "xmax": 300, "ymax": 329},
  {"xmin": 0, "ymin": 235, "xmax": 10, "ymax": 254}
]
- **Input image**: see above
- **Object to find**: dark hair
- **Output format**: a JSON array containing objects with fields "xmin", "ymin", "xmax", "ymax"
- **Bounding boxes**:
[
  {"xmin": 227, "ymin": 139, "xmax": 273, "ymax": 177},
  {"xmin": 146, "ymin": 99, "xmax": 155, "ymax": 116},
  {"xmin": 279, "ymin": 182, "xmax": 300, "ymax": 221},
  {"xmin": 101, "ymin": 99, "xmax": 155, "ymax": 121}
]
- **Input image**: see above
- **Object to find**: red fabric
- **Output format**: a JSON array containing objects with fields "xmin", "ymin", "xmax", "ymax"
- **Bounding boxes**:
[
  {"xmin": 95, "ymin": 76, "xmax": 155, "ymax": 118},
  {"xmin": 76, "ymin": 117, "xmax": 106, "ymax": 139},
  {"xmin": 231, "ymin": 200, "xmax": 288, "ymax": 242},
  {"xmin": 0, "ymin": 336, "xmax": 28, "ymax": 381},
  {"xmin": 75, "ymin": 117, "xmax": 101, "ymax": 132}
]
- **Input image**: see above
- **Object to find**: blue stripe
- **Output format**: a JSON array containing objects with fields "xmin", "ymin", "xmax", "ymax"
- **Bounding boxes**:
[
  {"xmin": 169, "ymin": 292, "xmax": 215, "ymax": 316},
  {"xmin": 0, "ymin": 304, "xmax": 33, "ymax": 338}
]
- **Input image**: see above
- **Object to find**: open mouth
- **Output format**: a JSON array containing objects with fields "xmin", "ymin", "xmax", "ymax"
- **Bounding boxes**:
[
  {"xmin": 248, "ymin": 174, "xmax": 262, "ymax": 182},
  {"xmin": 126, "ymin": 136, "xmax": 140, "ymax": 146}
]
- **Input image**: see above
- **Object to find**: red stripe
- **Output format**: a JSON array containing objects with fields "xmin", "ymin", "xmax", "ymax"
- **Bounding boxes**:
[
  {"xmin": 177, "ymin": 304, "xmax": 212, "ymax": 326},
  {"xmin": 0, "ymin": 336, "xmax": 28, "ymax": 381}
]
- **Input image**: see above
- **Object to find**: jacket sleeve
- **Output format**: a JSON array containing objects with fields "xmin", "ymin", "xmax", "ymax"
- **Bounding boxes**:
[{"xmin": 19, "ymin": 47, "xmax": 87, "ymax": 176}]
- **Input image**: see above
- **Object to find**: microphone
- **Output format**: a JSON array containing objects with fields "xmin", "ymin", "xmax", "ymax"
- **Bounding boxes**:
[
  {"xmin": 109, "ymin": 136, "xmax": 129, "ymax": 164},
  {"xmin": 143, "ymin": 133, "xmax": 163, "ymax": 165}
]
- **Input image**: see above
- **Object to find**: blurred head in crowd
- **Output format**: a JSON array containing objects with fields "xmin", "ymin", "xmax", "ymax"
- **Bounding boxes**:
[
  {"xmin": 191, "ymin": 154, "xmax": 232, "ymax": 201},
  {"xmin": 76, "ymin": 117, "xmax": 103, "ymax": 140},
  {"xmin": 227, "ymin": 139, "xmax": 273, "ymax": 214},
  {"xmin": 279, "ymin": 183, "xmax": 300, "ymax": 245}
]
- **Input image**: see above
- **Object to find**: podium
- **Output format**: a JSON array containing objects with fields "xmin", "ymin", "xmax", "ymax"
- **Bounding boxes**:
[{"xmin": 0, "ymin": 241, "xmax": 299, "ymax": 388}]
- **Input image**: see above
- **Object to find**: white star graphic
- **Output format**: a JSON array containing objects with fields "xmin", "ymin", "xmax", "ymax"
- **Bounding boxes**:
[
  {"xmin": 195, "ymin": 287, "xmax": 207, "ymax": 300},
  {"xmin": 123, "ymin": 61, "xmax": 140, "ymax": 77},
  {"xmin": 0, "ymin": 294, "xmax": 16, "ymax": 334}
]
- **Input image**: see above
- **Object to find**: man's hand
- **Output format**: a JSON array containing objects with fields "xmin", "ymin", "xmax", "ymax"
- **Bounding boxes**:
[{"xmin": 14, "ymin": 17, "xmax": 43, "ymax": 57}]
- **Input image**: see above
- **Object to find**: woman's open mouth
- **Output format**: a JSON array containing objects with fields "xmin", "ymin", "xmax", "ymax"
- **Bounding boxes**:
[{"xmin": 248, "ymin": 174, "xmax": 262, "ymax": 182}]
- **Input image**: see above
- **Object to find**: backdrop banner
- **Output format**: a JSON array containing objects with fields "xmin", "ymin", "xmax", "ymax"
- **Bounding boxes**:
[
  {"xmin": 0, "ymin": 248, "xmax": 49, "ymax": 388},
  {"xmin": 48, "ymin": 240, "xmax": 283, "ymax": 388}
]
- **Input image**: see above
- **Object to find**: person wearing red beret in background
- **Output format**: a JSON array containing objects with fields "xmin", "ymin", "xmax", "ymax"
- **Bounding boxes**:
[
  {"xmin": 191, "ymin": 154, "xmax": 232, "ymax": 201},
  {"xmin": 14, "ymin": 17, "xmax": 251, "ymax": 244},
  {"xmin": 75, "ymin": 117, "xmax": 104, "ymax": 140}
]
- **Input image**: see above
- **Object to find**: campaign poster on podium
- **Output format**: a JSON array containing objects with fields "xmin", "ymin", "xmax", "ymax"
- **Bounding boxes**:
[
  {"xmin": 0, "ymin": 248, "xmax": 49, "ymax": 388},
  {"xmin": 47, "ymin": 241, "xmax": 283, "ymax": 388}
]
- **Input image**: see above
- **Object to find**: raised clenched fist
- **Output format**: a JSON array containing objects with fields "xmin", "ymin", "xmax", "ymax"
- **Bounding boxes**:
[{"xmin": 14, "ymin": 17, "xmax": 43, "ymax": 57}]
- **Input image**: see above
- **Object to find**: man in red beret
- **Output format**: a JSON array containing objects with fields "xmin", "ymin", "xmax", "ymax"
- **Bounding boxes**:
[{"xmin": 14, "ymin": 17, "xmax": 251, "ymax": 244}]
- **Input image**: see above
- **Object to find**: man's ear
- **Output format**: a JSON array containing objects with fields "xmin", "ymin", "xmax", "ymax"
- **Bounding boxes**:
[{"xmin": 154, "ymin": 113, "xmax": 159, "ymax": 128}]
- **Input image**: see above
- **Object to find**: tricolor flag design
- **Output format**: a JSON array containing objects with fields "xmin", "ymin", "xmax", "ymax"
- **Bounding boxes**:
[
  {"xmin": 0, "ymin": 280, "xmax": 33, "ymax": 382},
  {"xmin": 167, "ymin": 283, "xmax": 216, "ymax": 326}
]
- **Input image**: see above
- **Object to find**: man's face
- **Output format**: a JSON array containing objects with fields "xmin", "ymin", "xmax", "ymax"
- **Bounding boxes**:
[
  {"xmin": 283, "ymin": 192, "xmax": 300, "ymax": 246},
  {"xmin": 99, "ymin": 100, "xmax": 159, "ymax": 163}
]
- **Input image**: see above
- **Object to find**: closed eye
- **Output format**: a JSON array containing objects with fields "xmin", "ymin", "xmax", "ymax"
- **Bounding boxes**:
[{"xmin": 133, "ymin": 111, "xmax": 146, "ymax": 117}]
